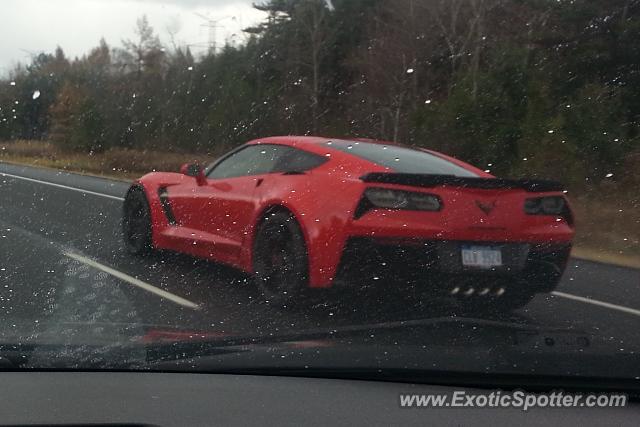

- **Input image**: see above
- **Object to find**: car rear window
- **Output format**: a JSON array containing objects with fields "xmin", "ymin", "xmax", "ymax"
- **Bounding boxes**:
[{"xmin": 328, "ymin": 141, "xmax": 478, "ymax": 177}]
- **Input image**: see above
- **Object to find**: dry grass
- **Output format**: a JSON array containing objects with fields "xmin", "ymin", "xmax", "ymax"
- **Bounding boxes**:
[
  {"xmin": 0, "ymin": 140, "xmax": 211, "ymax": 180},
  {"xmin": 569, "ymin": 193, "xmax": 639, "ymax": 262},
  {"xmin": 2, "ymin": 139, "xmax": 638, "ymax": 265}
]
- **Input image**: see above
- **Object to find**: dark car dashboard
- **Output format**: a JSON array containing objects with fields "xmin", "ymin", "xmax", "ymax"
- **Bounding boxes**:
[{"xmin": 0, "ymin": 372, "xmax": 637, "ymax": 426}]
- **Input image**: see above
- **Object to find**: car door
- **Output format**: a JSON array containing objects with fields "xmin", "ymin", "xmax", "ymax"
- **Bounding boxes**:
[
  {"xmin": 205, "ymin": 145, "xmax": 293, "ymax": 249},
  {"xmin": 168, "ymin": 144, "xmax": 287, "ymax": 263}
]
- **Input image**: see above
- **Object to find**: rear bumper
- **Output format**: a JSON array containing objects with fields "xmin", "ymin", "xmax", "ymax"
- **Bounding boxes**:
[{"xmin": 334, "ymin": 238, "xmax": 571, "ymax": 295}]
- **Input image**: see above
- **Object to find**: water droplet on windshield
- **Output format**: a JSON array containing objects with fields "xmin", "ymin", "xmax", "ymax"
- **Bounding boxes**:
[
  {"xmin": 9, "ymin": 81, "xmax": 16, "ymax": 86},
  {"xmin": 605, "ymin": 173, "xmax": 613, "ymax": 178},
  {"xmin": 406, "ymin": 68, "xmax": 414, "ymax": 74},
  {"xmin": 32, "ymin": 90, "xmax": 41, "ymax": 100}
]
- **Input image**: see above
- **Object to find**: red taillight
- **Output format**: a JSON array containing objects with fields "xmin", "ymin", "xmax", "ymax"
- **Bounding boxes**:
[{"xmin": 524, "ymin": 196, "xmax": 573, "ymax": 227}]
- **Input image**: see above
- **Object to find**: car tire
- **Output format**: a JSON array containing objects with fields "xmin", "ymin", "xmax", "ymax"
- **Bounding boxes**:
[
  {"xmin": 122, "ymin": 186, "xmax": 154, "ymax": 255},
  {"xmin": 253, "ymin": 211, "xmax": 309, "ymax": 306}
]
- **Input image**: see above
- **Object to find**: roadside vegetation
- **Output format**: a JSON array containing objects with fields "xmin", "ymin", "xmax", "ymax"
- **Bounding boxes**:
[
  {"xmin": 0, "ymin": 0, "xmax": 638, "ymax": 263},
  {"xmin": 0, "ymin": 140, "xmax": 210, "ymax": 179}
]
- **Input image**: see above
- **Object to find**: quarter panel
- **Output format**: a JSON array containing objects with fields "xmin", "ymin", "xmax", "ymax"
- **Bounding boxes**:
[{"xmin": 249, "ymin": 167, "xmax": 369, "ymax": 287}]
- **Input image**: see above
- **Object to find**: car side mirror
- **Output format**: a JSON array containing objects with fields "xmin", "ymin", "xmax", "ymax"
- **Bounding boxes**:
[{"xmin": 180, "ymin": 163, "xmax": 206, "ymax": 185}]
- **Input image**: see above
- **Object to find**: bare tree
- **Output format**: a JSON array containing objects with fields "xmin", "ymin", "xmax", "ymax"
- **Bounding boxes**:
[
  {"xmin": 347, "ymin": 0, "xmax": 438, "ymax": 141},
  {"xmin": 293, "ymin": 0, "xmax": 333, "ymax": 133},
  {"xmin": 121, "ymin": 15, "xmax": 164, "ymax": 77}
]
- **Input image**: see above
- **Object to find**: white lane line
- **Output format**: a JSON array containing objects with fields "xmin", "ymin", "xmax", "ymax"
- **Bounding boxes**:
[
  {"xmin": 0, "ymin": 171, "xmax": 124, "ymax": 201},
  {"xmin": 552, "ymin": 291, "xmax": 640, "ymax": 317},
  {"xmin": 64, "ymin": 252, "xmax": 201, "ymax": 310}
]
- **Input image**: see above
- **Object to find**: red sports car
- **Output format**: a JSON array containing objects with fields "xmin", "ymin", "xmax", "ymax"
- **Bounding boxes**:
[{"xmin": 123, "ymin": 136, "xmax": 574, "ymax": 310}]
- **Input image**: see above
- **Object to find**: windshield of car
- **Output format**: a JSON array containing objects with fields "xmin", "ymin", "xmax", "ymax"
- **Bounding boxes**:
[
  {"xmin": 328, "ymin": 140, "xmax": 479, "ymax": 176},
  {"xmin": 0, "ymin": 0, "xmax": 639, "ymax": 389}
]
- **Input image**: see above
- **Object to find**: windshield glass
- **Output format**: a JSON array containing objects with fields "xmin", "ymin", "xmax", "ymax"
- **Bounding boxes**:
[{"xmin": 0, "ymin": 0, "xmax": 638, "ymax": 387}]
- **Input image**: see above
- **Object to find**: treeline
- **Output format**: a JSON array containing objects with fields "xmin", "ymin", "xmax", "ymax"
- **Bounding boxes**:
[{"xmin": 0, "ymin": 0, "xmax": 639, "ymax": 187}]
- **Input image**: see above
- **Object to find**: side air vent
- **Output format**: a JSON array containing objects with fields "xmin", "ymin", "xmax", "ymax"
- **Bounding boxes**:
[{"xmin": 158, "ymin": 187, "xmax": 177, "ymax": 225}]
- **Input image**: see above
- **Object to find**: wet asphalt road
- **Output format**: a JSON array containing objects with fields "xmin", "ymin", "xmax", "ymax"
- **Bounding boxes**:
[{"xmin": 0, "ymin": 161, "xmax": 639, "ymax": 349}]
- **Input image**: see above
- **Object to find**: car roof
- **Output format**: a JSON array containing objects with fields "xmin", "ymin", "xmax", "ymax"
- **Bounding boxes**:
[
  {"xmin": 246, "ymin": 136, "xmax": 403, "ymax": 161},
  {"xmin": 245, "ymin": 135, "xmax": 488, "ymax": 177},
  {"xmin": 247, "ymin": 135, "xmax": 403, "ymax": 149}
]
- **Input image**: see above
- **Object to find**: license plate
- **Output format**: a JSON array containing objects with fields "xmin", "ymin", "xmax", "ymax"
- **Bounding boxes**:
[{"xmin": 461, "ymin": 246, "xmax": 502, "ymax": 268}]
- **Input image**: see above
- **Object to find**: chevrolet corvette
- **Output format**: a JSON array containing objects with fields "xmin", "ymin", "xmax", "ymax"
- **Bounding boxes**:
[{"xmin": 122, "ymin": 136, "xmax": 575, "ymax": 310}]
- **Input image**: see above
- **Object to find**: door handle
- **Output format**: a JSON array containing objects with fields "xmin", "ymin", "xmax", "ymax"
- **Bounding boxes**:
[{"xmin": 256, "ymin": 178, "xmax": 264, "ymax": 187}]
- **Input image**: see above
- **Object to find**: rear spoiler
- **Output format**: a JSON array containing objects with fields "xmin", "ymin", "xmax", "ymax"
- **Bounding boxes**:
[{"xmin": 360, "ymin": 173, "xmax": 564, "ymax": 192}]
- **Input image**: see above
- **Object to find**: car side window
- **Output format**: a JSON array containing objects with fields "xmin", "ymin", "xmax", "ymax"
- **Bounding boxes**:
[
  {"xmin": 207, "ymin": 144, "xmax": 286, "ymax": 179},
  {"xmin": 272, "ymin": 147, "xmax": 328, "ymax": 173}
]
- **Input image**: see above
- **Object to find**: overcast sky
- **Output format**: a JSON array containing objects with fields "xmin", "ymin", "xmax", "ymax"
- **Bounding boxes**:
[{"xmin": 0, "ymin": 0, "xmax": 267, "ymax": 75}]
